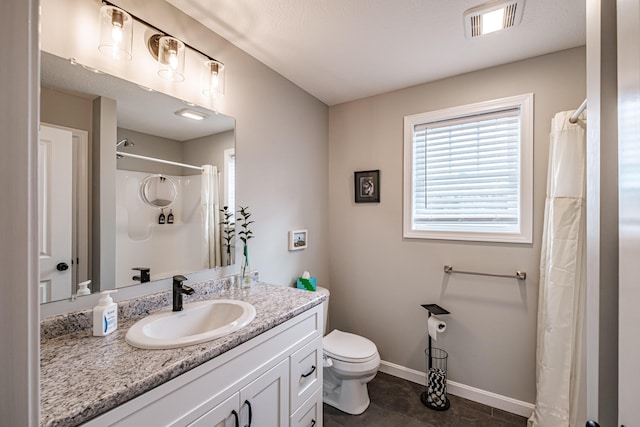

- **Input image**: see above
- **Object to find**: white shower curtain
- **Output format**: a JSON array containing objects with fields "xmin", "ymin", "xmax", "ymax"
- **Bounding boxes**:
[
  {"xmin": 201, "ymin": 165, "xmax": 221, "ymax": 269},
  {"xmin": 529, "ymin": 111, "xmax": 586, "ymax": 427}
]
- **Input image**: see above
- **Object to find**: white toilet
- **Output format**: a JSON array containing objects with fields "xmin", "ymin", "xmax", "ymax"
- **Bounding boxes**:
[{"xmin": 316, "ymin": 287, "xmax": 380, "ymax": 415}]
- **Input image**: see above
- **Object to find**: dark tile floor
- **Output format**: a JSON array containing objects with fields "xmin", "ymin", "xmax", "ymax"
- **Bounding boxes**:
[{"xmin": 323, "ymin": 372, "xmax": 528, "ymax": 427}]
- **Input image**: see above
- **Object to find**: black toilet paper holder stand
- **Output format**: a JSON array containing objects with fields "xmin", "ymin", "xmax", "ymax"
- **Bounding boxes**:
[{"xmin": 421, "ymin": 303, "xmax": 451, "ymax": 411}]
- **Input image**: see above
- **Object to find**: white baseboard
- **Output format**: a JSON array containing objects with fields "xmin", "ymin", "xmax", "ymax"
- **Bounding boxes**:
[{"xmin": 379, "ymin": 360, "xmax": 535, "ymax": 418}]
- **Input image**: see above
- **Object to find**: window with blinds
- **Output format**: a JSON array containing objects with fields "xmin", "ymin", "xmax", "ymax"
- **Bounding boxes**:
[
  {"xmin": 403, "ymin": 94, "xmax": 533, "ymax": 243},
  {"xmin": 224, "ymin": 148, "xmax": 236, "ymax": 220}
]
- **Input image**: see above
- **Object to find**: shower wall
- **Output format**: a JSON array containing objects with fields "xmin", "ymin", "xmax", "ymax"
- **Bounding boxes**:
[{"xmin": 115, "ymin": 170, "xmax": 204, "ymax": 287}]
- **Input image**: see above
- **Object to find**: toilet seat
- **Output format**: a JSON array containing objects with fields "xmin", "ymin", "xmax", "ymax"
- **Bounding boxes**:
[{"xmin": 323, "ymin": 330, "xmax": 378, "ymax": 363}]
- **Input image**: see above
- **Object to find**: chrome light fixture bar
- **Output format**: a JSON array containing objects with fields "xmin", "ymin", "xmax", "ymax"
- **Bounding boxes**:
[{"xmin": 98, "ymin": 0, "xmax": 225, "ymax": 95}]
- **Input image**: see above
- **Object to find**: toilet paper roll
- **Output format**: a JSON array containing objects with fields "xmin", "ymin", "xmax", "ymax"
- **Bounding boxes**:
[{"xmin": 428, "ymin": 316, "xmax": 447, "ymax": 341}]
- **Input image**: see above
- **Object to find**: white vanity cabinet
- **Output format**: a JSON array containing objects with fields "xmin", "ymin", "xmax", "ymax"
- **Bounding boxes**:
[
  {"xmin": 190, "ymin": 359, "xmax": 289, "ymax": 427},
  {"xmin": 83, "ymin": 305, "xmax": 323, "ymax": 427}
]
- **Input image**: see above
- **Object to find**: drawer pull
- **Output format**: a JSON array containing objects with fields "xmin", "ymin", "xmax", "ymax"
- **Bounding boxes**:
[
  {"xmin": 230, "ymin": 409, "xmax": 239, "ymax": 427},
  {"xmin": 301, "ymin": 365, "xmax": 316, "ymax": 378},
  {"xmin": 242, "ymin": 400, "xmax": 253, "ymax": 427},
  {"xmin": 310, "ymin": 420, "xmax": 316, "ymax": 427}
]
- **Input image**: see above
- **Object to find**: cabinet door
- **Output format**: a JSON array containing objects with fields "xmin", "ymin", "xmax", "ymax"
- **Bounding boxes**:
[
  {"xmin": 189, "ymin": 393, "xmax": 240, "ymax": 427},
  {"xmin": 239, "ymin": 359, "xmax": 289, "ymax": 427}
]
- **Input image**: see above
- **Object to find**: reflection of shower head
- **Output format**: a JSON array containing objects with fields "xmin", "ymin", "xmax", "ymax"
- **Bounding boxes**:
[{"xmin": 116, "ymin": 138, "xmax": 134, "ymax": 147}]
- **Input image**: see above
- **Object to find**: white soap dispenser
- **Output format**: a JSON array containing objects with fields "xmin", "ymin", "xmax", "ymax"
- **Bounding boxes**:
[
  {"xmin": 93, "ymin": 290, "xmax": 118, "ymax": 336},
  {"xmin": 76, "ymin": 280, "xmax": 91, "ymax": 296}
]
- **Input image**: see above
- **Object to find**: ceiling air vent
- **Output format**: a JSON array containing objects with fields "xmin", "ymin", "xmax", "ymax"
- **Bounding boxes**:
[{"xmin": 464, "ymin": 0, "xmax": 525, "ymax": 38}]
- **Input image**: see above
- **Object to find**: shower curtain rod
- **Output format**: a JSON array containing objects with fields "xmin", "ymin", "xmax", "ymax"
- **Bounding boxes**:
[
  {"xmin": 117, "ymin": 152, "xmax": 204, "ymax": 172},
  {"xmin": 569, "ymin": 98, "xmax": 587, "ymax": 123}
]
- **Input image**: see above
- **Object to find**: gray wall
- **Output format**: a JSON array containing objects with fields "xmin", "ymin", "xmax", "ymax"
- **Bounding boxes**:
[
  {"xmin": 41, "ymin": 87, "xmax": 93, "ymax": 134},
  {"xmin": 327, "ymin": 46, "xmax": 586, "ymax": 403}
]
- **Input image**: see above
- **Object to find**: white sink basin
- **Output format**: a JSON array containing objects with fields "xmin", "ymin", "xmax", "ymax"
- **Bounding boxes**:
[{"xmin": 125, "ymin": 299, "xmax": 256, "ymax": 349}]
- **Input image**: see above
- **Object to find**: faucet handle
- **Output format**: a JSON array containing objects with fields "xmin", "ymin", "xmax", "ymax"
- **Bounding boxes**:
[{"xmin": 173, "ymin": 274, "xmax": 188, "ymax": 283}]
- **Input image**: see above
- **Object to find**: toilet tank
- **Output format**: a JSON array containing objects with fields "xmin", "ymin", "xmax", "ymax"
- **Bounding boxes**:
[{"xmin": 316, "ymin": 286, "xmax": 330, "ymax": 335}]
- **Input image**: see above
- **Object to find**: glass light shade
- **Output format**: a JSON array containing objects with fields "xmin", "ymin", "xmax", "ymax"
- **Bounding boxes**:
[
  {"xmin": 157, "ymin": 36, "xmax": 185, "ymax": 82},
  {"xmin": 201, "ymin": 60, "xmax": 225, "ymax": 97},
  {"xmin": 98, "ymin": 5, "xmax": 133, "ymax": 61}
]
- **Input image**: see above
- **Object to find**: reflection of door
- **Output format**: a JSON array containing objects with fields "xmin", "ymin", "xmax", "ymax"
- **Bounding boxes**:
[{"xmin": 39, "ymin": 125, "xmax": 73, "ymax": 303}]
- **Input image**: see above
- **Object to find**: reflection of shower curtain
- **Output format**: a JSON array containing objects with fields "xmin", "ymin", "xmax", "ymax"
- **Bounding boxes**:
[
  {"xmin": 529, "ymin": 111, "xmax": 586, "ymax": 427},
  {"xmin": 201, "ymin": 165, "xmax": 221, "ymax": 269}
]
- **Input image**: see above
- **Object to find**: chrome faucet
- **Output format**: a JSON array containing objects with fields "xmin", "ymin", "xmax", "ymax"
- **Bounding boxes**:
[{"xmin": 172, "ymin": 275, "xmax": 194, "ymax": 312}]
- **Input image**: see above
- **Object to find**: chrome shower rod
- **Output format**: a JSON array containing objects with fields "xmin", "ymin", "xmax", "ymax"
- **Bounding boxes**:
[
  {"xmin": 569, "ymin": 98, "xmax": 587, "ymax": 123},
  {"xmin": 116, "ymin": 152, "xmax": 203, "ymax": 172}
]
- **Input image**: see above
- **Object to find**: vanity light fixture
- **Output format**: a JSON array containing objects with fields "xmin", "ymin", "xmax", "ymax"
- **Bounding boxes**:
[
  {"xmin": 464, "ymin": 0, "xmax": 525, "ymax": 38},
  {"xmin": 98, "ymin": 5, "xmax": 133, "ymax": 60},
  {"xmin": 202, "ymin": 59, "xmax": 225, "ymax": 97},
  {"xmin": 174, "ymin": 108, "xmax": 209, "ymax": 121},
  {"xmin": 98, "ymin": 1, "xmax": 226, "ymax": 92}
]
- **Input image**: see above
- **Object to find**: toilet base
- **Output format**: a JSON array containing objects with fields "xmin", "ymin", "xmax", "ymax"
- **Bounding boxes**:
[
  {"xmin": 323, "ymin": 368, "xmax": 375, "ymax": 415},
  {"xmin": 323, "ymin": 381, "xmax": 371, "ymax": 415}
]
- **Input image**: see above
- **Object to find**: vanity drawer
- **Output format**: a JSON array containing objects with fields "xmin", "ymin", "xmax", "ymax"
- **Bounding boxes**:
[
  {"xmin": 290, "ymin": 388, "xmax": 323, "ymax": 427},
  {"xmin": 290, "ymin": 335, "xmax": 322, "ymax": 412}
]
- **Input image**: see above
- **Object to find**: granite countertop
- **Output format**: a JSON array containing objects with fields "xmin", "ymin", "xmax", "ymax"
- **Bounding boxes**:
[{"xmin": 40, "ymin": 281, "xmax": 324, "ymax": 427}]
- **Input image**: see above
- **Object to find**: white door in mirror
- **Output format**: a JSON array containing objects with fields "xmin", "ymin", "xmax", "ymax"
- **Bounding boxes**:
[
  {"xmin": 125, "ymin": 299, "xmax": 256, "ymax": 349},
  {"xmin": 38, "ymin": 125, "xmax": 73, "ymax": 303}
]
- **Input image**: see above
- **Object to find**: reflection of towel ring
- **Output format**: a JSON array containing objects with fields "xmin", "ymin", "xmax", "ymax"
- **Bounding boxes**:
[{"xmin": 139, "ymin": 174, "xmax": 177, "ymax": 208}]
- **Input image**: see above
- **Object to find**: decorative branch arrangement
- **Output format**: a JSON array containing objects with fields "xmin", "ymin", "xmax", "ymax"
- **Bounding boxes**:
[
  {"xmin": 219, "ymin": 206, "xmax": 235, "ymax": 266},
  {"xmin": 237, "ymin": 206, "xmax": 254, "ymax": 284}
]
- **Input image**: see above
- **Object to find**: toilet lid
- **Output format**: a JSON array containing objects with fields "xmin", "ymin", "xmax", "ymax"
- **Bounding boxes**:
[{"xmin": 323, "ymin": 330, "xmax": 378, "ymax": 363}]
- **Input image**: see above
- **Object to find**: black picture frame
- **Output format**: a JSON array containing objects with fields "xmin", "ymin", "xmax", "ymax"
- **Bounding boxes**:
[{"xmin": 354, "ymin": 170, "xmax": 380, "ymax": 203}]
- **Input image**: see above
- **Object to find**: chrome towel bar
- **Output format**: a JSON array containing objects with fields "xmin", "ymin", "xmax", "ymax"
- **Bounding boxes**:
[{"xmin": 443, "ymin": 265, "xmax": 526, "ymax": 280}]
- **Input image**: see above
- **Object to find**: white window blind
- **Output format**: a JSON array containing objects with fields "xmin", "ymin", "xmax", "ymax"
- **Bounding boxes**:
[
  {"xmin": 413, "ymin": 109, "xmax": 520, "ymax": 226},
  {"xmin": 403, "ymin": 93, "xmax": 533, "ymax": 243}
]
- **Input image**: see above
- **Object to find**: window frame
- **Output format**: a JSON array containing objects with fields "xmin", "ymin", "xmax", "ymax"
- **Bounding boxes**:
[
  {"xmin": 223, "ymin": 148, "xmax": 235, "ymax": 220},
  {"xmin": 403, "ymin": 93, "xmax": 534, "ymax": 243}
]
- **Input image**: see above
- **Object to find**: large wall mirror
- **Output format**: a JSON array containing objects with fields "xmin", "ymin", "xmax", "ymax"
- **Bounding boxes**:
[{"xmin": 39, "ymin": 51, "xmax": 236, "ymax": 304}]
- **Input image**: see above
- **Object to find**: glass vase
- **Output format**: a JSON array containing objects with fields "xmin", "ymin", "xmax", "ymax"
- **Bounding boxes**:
[{"xmin": 241, "ymin": 245, "xmax": 251, "ymax": 287}]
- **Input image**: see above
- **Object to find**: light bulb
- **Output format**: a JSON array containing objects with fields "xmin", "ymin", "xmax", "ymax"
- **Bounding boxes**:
[
  {"xmin": 210, "ymin": 73, "xmax": 219, "ymax": 90},
  {"xmin": 110, "ymin": 9, "xmax": 124, "ymax": 44},
  {"xmin": 169, "ymin": 51, "xmax": 179, "ymax": 70},
  {"xmin": 111, "ymin": 24, "xmax": 122, "ymax": 44},
  {"xmin": 202, "ymin": 60, "xmax": 224, "ymax": 96},
  {"xmin": 157, "ymin": 37, "xmax": 185, "ymax": 82}
]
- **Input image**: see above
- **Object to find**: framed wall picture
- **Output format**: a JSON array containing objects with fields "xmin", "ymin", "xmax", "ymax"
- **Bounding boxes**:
[
  {"xmin": 289, "ymin": 229, "xmax": 308, "ymax": 250},
  {"xmin": 354, "ymin": 170, "xmax": 380, "ymax": 203}
]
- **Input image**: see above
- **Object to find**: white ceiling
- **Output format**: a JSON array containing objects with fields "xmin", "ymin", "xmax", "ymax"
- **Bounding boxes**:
[{"xmin": 168, "ymin": 0, "xmax": 586, "ymax": 106}]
